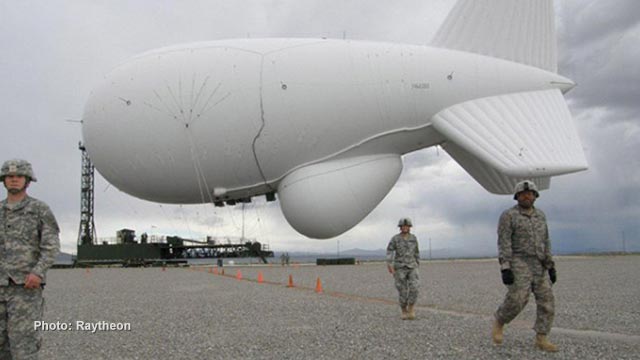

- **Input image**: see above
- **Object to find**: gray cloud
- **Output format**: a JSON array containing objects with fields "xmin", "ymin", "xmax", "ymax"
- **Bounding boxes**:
[
  {"xmin": 1, "ymin": 0, "xmax": 638, "ymax": 256},
  {"xmin": 558, "ymin": 1, "xmax": 640, "ymax": 117}
]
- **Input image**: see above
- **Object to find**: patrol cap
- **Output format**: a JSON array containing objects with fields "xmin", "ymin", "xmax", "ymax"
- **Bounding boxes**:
[
  {"xmin": 513, "ymin": 180, "xmax": 538, "ymax": 200},
  {"xmin": 398, "ymin": 217, "xmax": 413, "ymax": 227},
  {"xmin": 0, "ymin": 159, "xmax": 37, "ymax": 182}
]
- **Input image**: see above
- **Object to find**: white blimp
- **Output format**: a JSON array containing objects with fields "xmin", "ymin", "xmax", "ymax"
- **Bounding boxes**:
[{"xmin": 82, "ymin": 0, "xmax": 587, "ymax": 239}]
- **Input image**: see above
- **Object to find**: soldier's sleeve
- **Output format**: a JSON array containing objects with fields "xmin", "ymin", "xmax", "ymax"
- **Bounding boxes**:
[
  {"xmin": 31, "ymin": 204, "xmax": 61, "ymax": 279},
  {"xmin": 414, "ymin": 236, "xmax": 420, "ymax": 265},
  {"xmin": 497, "ymin": 211, "xmax": 513, "ymax": 270},
  {"xmin": 386, "ymin": 237, "xmax": 396, "ymax": 265},
  {"xmin": 543, "ymin": 215, "xmax": 555, "ymax": 269}
]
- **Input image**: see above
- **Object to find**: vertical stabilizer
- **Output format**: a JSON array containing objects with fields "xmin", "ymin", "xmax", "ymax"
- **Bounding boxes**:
[{"xmin": 431, "ymin": 0, "xmax": 557, "ymax": 72}]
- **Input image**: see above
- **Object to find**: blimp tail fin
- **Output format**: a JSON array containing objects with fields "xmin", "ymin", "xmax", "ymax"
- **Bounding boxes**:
[
  {"xmin": 432, "ymin": 89, "xmax": 588, "ymax": 194},
  {"xmin": 431, "ymin": 0, "xmax": 557, "ymax": 72}
]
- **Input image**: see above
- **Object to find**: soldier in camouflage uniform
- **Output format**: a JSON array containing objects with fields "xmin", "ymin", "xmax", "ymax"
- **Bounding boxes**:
[
  {"xmin": 0, "ymin": 159, "xmax": 60, "ymax": 359},
  {"xmin": 386, "ymin": 218, "xmax": 420, "ymax": 320},
  {"xmin": 492, "ymin": 180, "xmax": 559, "ymax": 352}
]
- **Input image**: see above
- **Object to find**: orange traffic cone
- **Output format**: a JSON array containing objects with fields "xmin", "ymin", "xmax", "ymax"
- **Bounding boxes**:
[
  {"xmin": 221, "ymin": 268, "xmax": 225, "ymax": 276},
  {"xmin": 236, "ymin": 270, "xmax": 243, "ymax": 280},
  {"xmin": 257, "ymin": 272, "xmax": 264, "ymax": 283},
  {"xmin": 213, "ymin": 266, "xmax": 219, "ymax": 275},
  {"xmin": 315, "ymin": 277, "xmax": 323, "ymax": 294},
  {"xmin": 287, "ymin": 274, "xmax": 294, "ymax": 288}
]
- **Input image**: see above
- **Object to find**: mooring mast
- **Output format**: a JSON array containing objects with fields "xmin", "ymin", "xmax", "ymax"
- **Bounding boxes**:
[{"xmin": 78, "ymin": 142, "xmax": 97, "ymax": 245}]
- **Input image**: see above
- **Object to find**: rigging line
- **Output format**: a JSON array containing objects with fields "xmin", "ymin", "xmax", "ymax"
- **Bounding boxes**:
[
  {"xmin": 185, "ymin": 130, "xmax": 209, "ymax": 205},
  {"xmin": 185, "ymin": 129, "xmax": 219, "ymax": 235},
  {"xmin": 202, "ymin": 92, "xmax": 231, "ymax": 114},
  {"xmin": 187, "ymin": 74, "xmax": 196, "ymax": 124},
  {"xmin": 229, "ymin": 206, "xmax": 242, "ymax": 235},
  {"xmin": 178, "ymin": 78, "xmax": 184, "ymax": 115},
  {"xmin": 97, "ymin": 181, "xmax": 139, "ymax": 222},
  {"xmin": 209, "ymin": 203, "xmax": 224, "ymax": 238},
  {"xmin": 186, "ymin": 130, "xmax": 217, "ymax": 204},
  {"xmin": 165, "ymin": 82, "xmax": 185, "ymax": 122},
  {"xmin": 191, "ymin": 75, "xmax": 210, "ymax": 113},
  {"xmin": 193, "ymin": 82, "xmax": 225, "ymax": 126},
  {"xmin": 199, "ymin": 81, "xmax": 222, "ymax": 112},
  {"xmin": 254, "ymin": 203, "xmax": 270, "ymax": 248},
  {"xmin": 199, "ymin": 92, "xmax": 231, "ymax": 118},
  {"xmin": 151, "ymin": 90, "xmax": 180, "ymax": 124},
  {"xmin": 157, "ymin": 204, "xmax": 178, "ymax": 234},
  {"xmin": 143, "ymin": 101, "xmax": 172, "ymax": 116},
  {"xmin": 178, "ymin": 204, "xmax": 195, "ymax": 240},
  {"xmin": 240, "ymin": 202, "xmax": 258, "ymax": 239},
  {"xmin": 181, "ymin": 75, "xmax": 217, "ymax": 237}
]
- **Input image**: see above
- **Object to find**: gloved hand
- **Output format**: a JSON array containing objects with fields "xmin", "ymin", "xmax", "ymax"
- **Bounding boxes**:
[
  {"xmin": 501, "ymin": 269, "xmax": 514, "ymax": 285},
  {"xmin": 548, "ymin": 268, "xmax": 557, "ymax": 284}
]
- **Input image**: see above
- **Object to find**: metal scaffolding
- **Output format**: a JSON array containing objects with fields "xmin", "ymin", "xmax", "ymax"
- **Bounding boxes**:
[{"xmin": 77, "ymin": 142, "xmax": 97, "ymax": 245}]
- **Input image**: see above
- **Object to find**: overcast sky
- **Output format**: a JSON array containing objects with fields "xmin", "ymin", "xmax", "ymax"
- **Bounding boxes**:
[{"xmin": 1, "ymin": 0, "xmax": 638, "ymax": 256}]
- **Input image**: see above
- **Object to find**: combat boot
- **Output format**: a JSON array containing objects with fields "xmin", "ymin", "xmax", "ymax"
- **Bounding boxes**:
[
  {"xmin": 492, "ymin": 319, "xmax": 504, "ymax": 345},
  {"xmin": 407, "ymin": 304, "xmax": 416, "ymax": 320},
  {"xmin": 401, "ymin": 306, "xmax": 408, "ymax": 320},
  {"xmin": 535, "ymin": 334, "xmax": 558, "ymax": 352}
]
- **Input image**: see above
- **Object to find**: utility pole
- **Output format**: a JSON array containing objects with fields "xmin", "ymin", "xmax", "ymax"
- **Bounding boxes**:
[
  {"xmin": 77, "ymin": 142, "xmax": 97, "ymax": 245},
  {"xmin": 622, "ymin": 231, "xmax": 627, "ymax": 253}
]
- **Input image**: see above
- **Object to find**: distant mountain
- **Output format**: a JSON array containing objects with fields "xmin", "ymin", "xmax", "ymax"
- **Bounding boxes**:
[
  {"xmin": 55, "ymin": 252, "xmax": 75, "ymax": 265},
  {"xmin": 269, "ymin": 245, "xmax": 633, "ymax": 262},
  {"xmin": 339, "ymin": 248, "xmax": 386, "ymax": 256},
  {"xmin": 274, "ymin": 248, "xmax": 386, "ymax": 258}
]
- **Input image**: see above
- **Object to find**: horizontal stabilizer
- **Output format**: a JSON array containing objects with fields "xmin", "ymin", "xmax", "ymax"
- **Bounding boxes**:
[
  {"xmin": 443, "ymin": 141, "xmax": 551, "ymax": 194},
  {"xmin": 278, "ymin": 154, "xmax": 402, "ymax": 239},
  {"xmin": 432, "ymin": 0, "xmax": 557, "ymax": 72},
  {"xmin": 432, "ymin": 89, "xmax": 587, "ymax": 194}
]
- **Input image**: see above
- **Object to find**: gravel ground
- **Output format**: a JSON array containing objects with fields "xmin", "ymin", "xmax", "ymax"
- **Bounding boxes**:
[{"xmin": 40, "ymin": 255, "xmax": 640, "ymax": 359}]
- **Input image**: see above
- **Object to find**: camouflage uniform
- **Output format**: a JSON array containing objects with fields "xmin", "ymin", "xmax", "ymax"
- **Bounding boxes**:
[
  {"xmin": 386, "ymin": 233, "xmax": 420, "ymax": 307},
  {"xmin": 495, "ymin": 205, "xmax": 555, "ymax": 335},
  {"xmin": 0, "ymin": 196, "xmax": 60, "ymax": 359}
]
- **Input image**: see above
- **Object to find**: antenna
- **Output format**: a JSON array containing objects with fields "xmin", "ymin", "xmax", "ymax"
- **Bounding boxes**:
[{"xmin": 77, "ymin": 142, "xmax": 97, "ymax": 245}]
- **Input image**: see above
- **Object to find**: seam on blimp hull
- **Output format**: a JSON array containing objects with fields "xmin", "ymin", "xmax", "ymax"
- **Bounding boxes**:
[
  {"xmin": 251, "ymin": 39, "xmax": 354, "ymax": 194},
  {"xmin": 261, "ymin": 40, "xmax": 334, "ymax": 56},
  {"xmin": 123, "ymin": 45, "xmax": 265, "ymax": 66},
  {"xmin": 278, "ymin": 154, "xmax": 400, "ymax": 189},
  {"xmin": 237, "ymin": 122, "xmax": 438, "ymax": 196},
  {"xmin": 123, "ymin": 39, "xmax": 331, "ymax": 71},
  {"xmin": 251, "ymin": 55, "xmax": 274, "ymax": 192}
]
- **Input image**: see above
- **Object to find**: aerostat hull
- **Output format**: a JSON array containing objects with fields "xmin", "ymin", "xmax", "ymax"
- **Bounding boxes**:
[
  {"xmin": 83, "ymin": 39, "xmax": 569, "ymax": 202},
  {"xmin": 83, "ymin": 0, "xmax": 588, "ymax": 238}
]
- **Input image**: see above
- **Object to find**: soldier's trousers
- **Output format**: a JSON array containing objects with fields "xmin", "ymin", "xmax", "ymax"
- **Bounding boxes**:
[
  {"xmin": 0, "ymin": 286, "xmax": 44, "ymax": 360},
  {"xmin": 393, "ymin": 267, "xmax": 419, "ymax": 307},
  {"xmin": 495, "ymin": 257, "xmax": 555, "ymax": 334}
]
